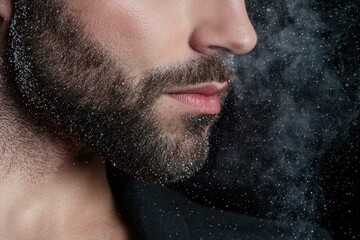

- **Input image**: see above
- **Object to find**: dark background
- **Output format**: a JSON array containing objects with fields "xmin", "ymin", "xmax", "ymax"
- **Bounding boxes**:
[{"xmin": 172, "ymin": 1, "xmax": 359, "ymax": 239}]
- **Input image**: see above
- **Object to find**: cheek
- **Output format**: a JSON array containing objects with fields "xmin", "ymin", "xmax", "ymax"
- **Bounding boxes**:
[{"xmin": 66, "ymin": 1, "xmax": 190, "ymax": 75}]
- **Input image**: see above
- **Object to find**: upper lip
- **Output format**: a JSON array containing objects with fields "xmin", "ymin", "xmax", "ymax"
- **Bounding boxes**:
[{"xmin": 167, "ymin": 82, "xmax": 228, "ymax": 96}]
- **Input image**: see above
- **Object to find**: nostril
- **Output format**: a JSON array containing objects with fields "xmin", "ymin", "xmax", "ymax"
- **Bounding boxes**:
[
  {"xmin": 208, "ymin": 46, "xmax": 236, "ymax": 60},
  {"xmin": 208, "ymin": 46, "xmax": 233, "ymax": 55}
]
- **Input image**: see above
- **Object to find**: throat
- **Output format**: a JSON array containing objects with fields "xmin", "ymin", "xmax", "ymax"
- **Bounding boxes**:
[{"xmin": 0, "ymin": 152, "xmax": 129, "ymax": 239}]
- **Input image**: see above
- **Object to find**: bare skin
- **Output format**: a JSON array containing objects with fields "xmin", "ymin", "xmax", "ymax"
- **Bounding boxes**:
[
  {"xmin": 0, "ymin": 0, "xmax": 257, "ymax": 239},
  {"xmin": 0, "ymin": 78, "xmax": 128, "ymax": 239}
]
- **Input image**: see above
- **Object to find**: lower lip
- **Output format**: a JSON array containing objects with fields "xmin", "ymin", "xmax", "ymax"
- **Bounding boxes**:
[{"xmin": 167, "ymin": 93, "xmax": 221, "ymax": 114}]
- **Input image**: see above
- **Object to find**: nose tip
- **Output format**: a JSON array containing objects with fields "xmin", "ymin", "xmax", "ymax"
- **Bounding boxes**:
[
  {"xmin": 226, "ymin": 26, "xmax": 258, "ymax": 55},
  {"xmin": 189, "ymin": 1, "xmax": 257, "ymax": 56}
]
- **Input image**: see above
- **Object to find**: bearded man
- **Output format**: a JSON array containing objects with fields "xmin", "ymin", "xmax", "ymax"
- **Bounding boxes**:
[{"xmin": 0, "ymin": 0, "xmax": 333, "ymax": 239}]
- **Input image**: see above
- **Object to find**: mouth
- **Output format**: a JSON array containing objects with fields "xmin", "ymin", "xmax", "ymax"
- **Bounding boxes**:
[{"xmin": 164, "ymin": 82, "xmax": 228, "ymax": 115}]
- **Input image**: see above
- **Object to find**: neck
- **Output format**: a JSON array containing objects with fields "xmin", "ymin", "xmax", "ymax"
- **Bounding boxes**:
[
  {"xmin": 0, "ymin": 92, "xmax": 73, "ymax": 182},
  {"xmin": 0, "ymin": 76, "xmax": 128, "ymax": 239}
]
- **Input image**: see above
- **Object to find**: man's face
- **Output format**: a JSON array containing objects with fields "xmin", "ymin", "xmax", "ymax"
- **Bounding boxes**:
[{"xmin": 4, "ymin": 0, "xmax": 256, "ymax": 182}]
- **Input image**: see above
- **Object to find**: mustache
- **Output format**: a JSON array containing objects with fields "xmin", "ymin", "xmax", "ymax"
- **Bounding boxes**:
[{"xmin": 138, "ymin": 56, "xmax": 235, "ymax": 98}]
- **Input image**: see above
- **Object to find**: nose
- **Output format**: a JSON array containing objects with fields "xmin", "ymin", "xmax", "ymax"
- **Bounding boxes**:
[{"xmin": 189, "ymin": 1, "xmax": 257, "ymax": 56}]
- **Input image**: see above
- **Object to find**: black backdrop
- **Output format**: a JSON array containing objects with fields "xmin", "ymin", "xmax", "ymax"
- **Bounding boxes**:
[{"xmin": 171, "ymin": 1, "xmax": 360, "ymax": 239}]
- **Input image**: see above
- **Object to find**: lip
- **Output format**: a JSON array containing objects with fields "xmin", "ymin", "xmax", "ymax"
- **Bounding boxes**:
[
  {"xmin": 167, "ymin": 82, "xmax": 228, "ymax": 96},
  {"xmin": 165, "ymin": 82, "xmax": 228, "ymax": 114}
]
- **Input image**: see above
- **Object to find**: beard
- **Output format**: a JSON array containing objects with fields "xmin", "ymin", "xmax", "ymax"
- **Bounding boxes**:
[{"xmin": 4, "ymin": 0, "xmax": 234, "ymax": 182}]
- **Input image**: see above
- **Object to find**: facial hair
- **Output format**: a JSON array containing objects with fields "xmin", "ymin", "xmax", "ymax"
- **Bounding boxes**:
[{"xmin": 4, "ymin": 0, "xmax": 234, "ymax": 182}]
